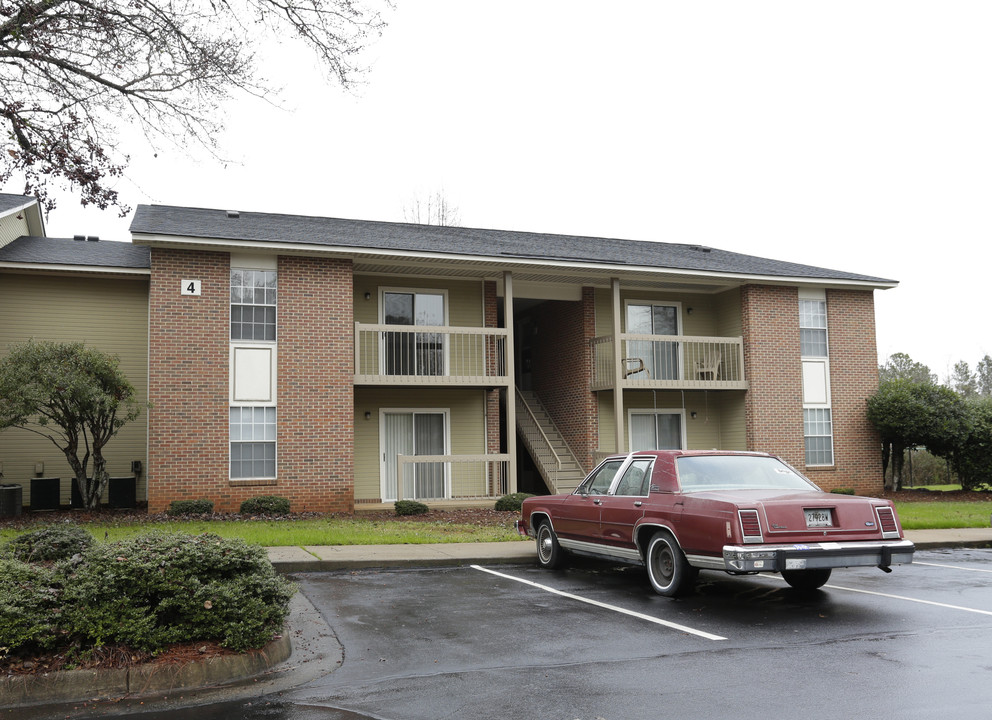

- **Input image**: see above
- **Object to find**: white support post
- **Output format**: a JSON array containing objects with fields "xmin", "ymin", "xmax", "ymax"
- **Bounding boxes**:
[
  {"xmin": 612, "ymin": 277, "xmax": 624, "ymax": 453},
  {"xmin": 504, "ymin": 271, "xmax": 517, "ymax": 492}
]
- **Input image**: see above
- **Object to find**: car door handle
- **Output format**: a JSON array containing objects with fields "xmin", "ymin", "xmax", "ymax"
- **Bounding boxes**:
[
  {"xmin": 634, "ymin": 501, "xmax": 643, "ymax": 507},
  {"xmin": 593, "ymin": 499, "xmax": 603, "ymax": 505}
]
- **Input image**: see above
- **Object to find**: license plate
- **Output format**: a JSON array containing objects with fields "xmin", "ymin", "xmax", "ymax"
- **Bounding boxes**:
[{"xmin": 804, "ymin": 508, "xmax": 833, "ymax": 528}]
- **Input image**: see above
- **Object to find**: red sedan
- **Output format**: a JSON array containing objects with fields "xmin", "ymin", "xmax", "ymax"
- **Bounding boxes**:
[{"xmin": 516, "ymin": 450, "xmax": 915, "ymax": 595}]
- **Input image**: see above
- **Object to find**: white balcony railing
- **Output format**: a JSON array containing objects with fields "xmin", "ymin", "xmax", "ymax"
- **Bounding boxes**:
[
  {"xmin": 591, "ymin": 334, "xmax": 747, "ymax": 390},
  {"xmin": 355, "ymin": 323, "xmax": 510, "ymax": 386},
  {"xmin": 395, "ymin": 454, "xmax": 511, "ymax": 501}
]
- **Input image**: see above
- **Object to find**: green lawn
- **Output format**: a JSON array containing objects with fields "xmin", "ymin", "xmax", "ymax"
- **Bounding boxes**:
[
  {"xmin": 893, "ymin": 501, "xmax": 992, "ymax": 530},
  {"xmin": 3, "ymin": 496, "xmax": 989, "ymax": 546},
  {"xmin": 0, "ymin": 516, "xmax": 522, "ymax": 547}
]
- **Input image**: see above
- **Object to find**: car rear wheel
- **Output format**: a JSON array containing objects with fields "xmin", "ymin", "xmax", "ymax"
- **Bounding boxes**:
[
  {"xmin": 646, "ymin": 532, "xmax": 696, "ymax": 597},
  {"xmin": 536, "ymin": 521, "xmax": 564, "ymax": 569},
  {"xmin": 782, "ymin": 568, "xmax": 832, "ymax": 590}
]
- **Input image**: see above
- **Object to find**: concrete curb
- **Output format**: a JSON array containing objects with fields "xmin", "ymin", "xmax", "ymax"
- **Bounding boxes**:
[
  {"xmin": 267, "ymin": 539, "xmax": 536, "ymax": 573},
  {"xmin": 0, "ymin": 633, "xmax": 292, "ymax": 709},
  {"xmin": 265, "ymin": 531, "xmax": 992, "ymax": 573}
]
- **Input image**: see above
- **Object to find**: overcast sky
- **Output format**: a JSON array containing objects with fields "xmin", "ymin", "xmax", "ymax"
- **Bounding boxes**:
[{"xmin": 13, "ymin": 1, "xmax": 991, "ymax": 381}]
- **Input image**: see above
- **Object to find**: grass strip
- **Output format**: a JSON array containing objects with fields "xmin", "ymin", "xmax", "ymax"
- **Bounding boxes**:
[
  {"xmin": 894, "ymin": 501, "xmax": 992, "ymax": 530},
  {"xmin": 1, "ymin": 517, "xmax": 522, "ymax": 546}
]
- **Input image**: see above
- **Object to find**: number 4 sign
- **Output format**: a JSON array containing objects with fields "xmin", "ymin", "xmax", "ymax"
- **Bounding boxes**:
[{"xmin": 181, "ymin": 279, "xmax": 202, "ymax": 296}]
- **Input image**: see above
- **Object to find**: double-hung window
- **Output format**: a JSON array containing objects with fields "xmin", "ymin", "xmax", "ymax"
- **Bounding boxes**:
[
  {"xmin": 800, "ymin": 296, "xmax": 833, "ymax": 466},
  {"xmin": 231, "ymin": 266, "xmax": 277, "ymax": 479}
]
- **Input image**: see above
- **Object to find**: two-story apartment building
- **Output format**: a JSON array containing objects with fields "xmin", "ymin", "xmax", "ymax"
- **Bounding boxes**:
[{"xmin": 0, "ymin": 194, "xmax": 896, "ymax": 512}]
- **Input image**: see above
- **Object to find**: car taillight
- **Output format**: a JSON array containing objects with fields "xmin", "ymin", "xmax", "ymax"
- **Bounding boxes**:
[
  {"xmin": 739, "ymin": 509, "xmax": 762, "ymax": 542},
  {"xmin": 876, "ymin": 506, "xmax": 899, "ymax": 535}
]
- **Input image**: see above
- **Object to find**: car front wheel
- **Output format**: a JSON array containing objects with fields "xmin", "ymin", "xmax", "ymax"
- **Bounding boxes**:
[
  {"xmin": 646, "ymin": 532, "xmax": 696, "ymax": 597},
  {"xmin": 536, "ymin": 521, "xmax": 564, "ymax": 569},
  {"xmin": 782, "ymin": 568, "xmax": 832, "ymax": 590}
]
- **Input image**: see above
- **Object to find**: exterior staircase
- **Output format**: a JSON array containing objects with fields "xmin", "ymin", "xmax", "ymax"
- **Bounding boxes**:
[{"xmin": 515, "ymin": 388, "xmax": 586, "ymax": 495}]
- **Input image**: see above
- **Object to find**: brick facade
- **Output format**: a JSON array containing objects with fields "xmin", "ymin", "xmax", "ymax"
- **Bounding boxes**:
[
  {"xmin": 741, "ymin": 284, "xmax": 884, "ymax": 493},
  {"xmin": 148, "ymin": 249, "xmax": 355, "ymax": 513},
  {"xmin": 147, "ymin": 248, "xmax": 231, "ymax": 512},
  {"xmin": 276, "ymin": 256, "xmax": 355, "ymax": 512},
  {"xmin": 529, "ymin": 287, "xmax": 598, "ymax": 472},
  {"xmin": 741, "ymin": 284, "xmax": 805, "ymax": 469},
  {"xmin": 823, "ymin": 289, "xmax": 883, "ymax": 493}
]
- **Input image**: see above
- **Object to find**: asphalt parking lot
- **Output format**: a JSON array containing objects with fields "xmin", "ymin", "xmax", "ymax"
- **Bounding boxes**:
[{"xmin": 19, "ymin": 547, "xmax": 992, "ymax": 720}]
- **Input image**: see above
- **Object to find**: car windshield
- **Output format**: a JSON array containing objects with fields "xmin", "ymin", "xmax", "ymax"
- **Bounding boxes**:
[{"xmin": 676, "ymin": 455, "xmax": 819, "ymax": 493}]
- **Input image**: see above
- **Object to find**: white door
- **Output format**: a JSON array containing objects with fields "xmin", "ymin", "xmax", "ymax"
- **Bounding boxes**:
[
  {"xmin": 381, "ymin": 411, "xmax": 448, "ymax": 501},
  {"xmin": 630, "ymin": 411, "xmax": 685, "ymax": 451},
  {"xmin": 625, "ymin": 303, "xmax": 681, "ymax": 380}
]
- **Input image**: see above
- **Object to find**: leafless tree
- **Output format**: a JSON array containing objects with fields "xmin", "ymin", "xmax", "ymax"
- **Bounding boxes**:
[
  {"xmin": 0, "ymin": 0, "xmax": 388, "ymax": 213},
  {"xmin": 403, "ymin": 189, "xmax": 461, "ymax": 226}
]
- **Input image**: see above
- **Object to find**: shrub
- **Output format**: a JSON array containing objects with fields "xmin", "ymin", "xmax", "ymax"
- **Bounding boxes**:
[
  {"xmin": 829, "ymin": 488, "xmax": 856, "ymax": 495},
  {"xmin": 59, "ymin": 532, "xmax": 295, "ymax": 652},
  {"xmin": 4, "ymin": 525, "xmax": 94, "ymax": 562},
  {"xmin": 394, "ymin": 500, "xmax": 429, "ymax": 516},
  {"xmin": 0, "ymin": 558, "xmax": 61, "ymax": 653},
  {"xmin": 240, "ymin": 495, "xmax": 291, "ymax": 515},
  {"xmin": 494, "ymin": 492, "xmax": 534, "ymax": 512},
  {"xmin": 166, "ymin": 499, "xmax": 214, "ymax": 516}
]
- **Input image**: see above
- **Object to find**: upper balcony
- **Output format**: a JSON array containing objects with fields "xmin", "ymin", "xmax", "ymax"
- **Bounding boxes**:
[
  {"xmin": 591, "ymin": 333, "xmax": 748, "ymax": 391},
  {"xmin": 354, "ymin": 322, "xmax": 510, "ymax": 386}
]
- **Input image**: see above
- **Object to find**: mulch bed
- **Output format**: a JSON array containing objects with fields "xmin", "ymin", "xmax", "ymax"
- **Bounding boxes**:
[{"xmin": 2, "ymin": 641, "xmax": 237, "ymax": 677}]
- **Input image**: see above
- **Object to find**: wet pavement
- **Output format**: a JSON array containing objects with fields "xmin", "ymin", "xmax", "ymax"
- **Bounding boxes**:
[{"xmin": 14, "ymin": 537, "xmax": 992, "ymax": 720}]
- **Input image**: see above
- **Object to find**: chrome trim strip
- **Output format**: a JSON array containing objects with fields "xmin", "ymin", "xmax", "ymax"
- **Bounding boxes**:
[
  {"xmin": 685, "ymin": 553, "xmax": 726, "ymax": 570},
  {"xmin": 559, "ymin": 537, "xmax": 642, "ymax": 563}
]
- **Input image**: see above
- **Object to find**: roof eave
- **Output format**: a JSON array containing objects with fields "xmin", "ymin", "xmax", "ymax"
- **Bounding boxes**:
[
  {"xmin": 130, "ymin": 232, "xmax": 898, "ymax": 291},
  {"xmin": 0, "ymin": 262, "xmax": 150, "ymax": 276}
]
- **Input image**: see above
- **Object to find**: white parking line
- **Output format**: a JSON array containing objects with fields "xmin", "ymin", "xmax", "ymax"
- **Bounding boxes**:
[
  {"xmin": 824, "ymin": 584, "xmax": 992, "ymax": 617},
  {"xmin": 914, "ymin": 561, "xmax": 992, "ymax": 574},
  {"xmin": 470, "ymin": 565, "xmax": 727, "ymax": 641}
]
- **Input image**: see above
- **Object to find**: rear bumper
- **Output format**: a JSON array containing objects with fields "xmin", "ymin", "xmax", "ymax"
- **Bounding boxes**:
[{"xmin": 720, "ymin": 539, "xmax": 916, "ymax": 573}]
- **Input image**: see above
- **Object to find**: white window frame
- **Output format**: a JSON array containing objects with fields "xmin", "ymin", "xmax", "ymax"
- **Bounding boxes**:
[
  {"xmin": 230, "ymin": 259, "xmax": 278, "ymax": 480},
  {"xmin": 378, "ymin": 407, "xmax": 452, "ymax": 502},
  {"xmin": 627, "ymin": 409, "xmax": 687, "ymax": 452},
  {"xmin": 799, "ymin": 290, "xmax": 833, "ymax": 466},
  {"xmin": 378, "ymin": 287, "xmax": 450, "ymax": 376},
  {"xmin": 623, "ymin": 299, "xmax": 684, "ymax": 381}
]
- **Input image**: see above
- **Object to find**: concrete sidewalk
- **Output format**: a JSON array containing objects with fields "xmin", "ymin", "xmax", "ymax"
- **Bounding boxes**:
[{"xmin": 265, "ymin": 528, "xmax": 992, "ymax": 573}]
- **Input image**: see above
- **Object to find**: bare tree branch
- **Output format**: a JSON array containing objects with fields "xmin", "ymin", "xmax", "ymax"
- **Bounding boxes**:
[{"xmin": 0, "ymin": 0, "xmax": 389, "ymax": 213}]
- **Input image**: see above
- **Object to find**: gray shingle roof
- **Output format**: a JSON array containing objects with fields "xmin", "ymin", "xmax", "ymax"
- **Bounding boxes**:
[
  {"xmin": 130, "ymin": 204, "xmax": 895, "ymax": 285},
  {"xmin": 0, "ymin": 193, "xmax": 36, "ymax": 215},
  {"xmin": 0, "ymin": 236, "xmax": 150, "ymax": 269}
]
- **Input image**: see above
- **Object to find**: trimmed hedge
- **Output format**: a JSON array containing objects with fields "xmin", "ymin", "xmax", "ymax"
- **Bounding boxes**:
[
  {"xmin": 166, "ymin": 499, "xmax": 215, "ymax": 516},
  {"xmin": 394, "ymin": 500, "xmax": 429, "ymax": 516},
  {"xmin": 240, "ymin": 495, "xmax": 291, "ymax": 515},
  {"xmin": 0, "ymin": 532, "xmax": 295, "ymax": 657},
  {"xmin": 494, "ymin": 493, "xmax": 534, "ymax": 512},
  {"xmin": 4, "ymin": 525, "xmax": 94, "ymax": 562}
]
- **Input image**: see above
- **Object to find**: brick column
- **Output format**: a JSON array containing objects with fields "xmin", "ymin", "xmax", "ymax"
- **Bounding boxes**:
[
  {"xmin": 740, "ymin": 284, "xmax": 805, "ymax": 469},
  {"xmin": 277, "ymin": 256, "xmax": 355, "ymax": 512},
  {"xmin": 824, "ymin": 289, "xmax": 883, "ymax": 494},
  {"xmin": 147, "ymin": 248, "xmax": 230, "ymax": 512}
]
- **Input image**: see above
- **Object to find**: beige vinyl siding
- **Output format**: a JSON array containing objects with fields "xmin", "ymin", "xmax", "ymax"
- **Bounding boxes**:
[
  {"xmin": 0, "ymin": 273, "xmax": 149, "ymax": 505},
  {"xmin": 353, "ymin": 388, "xmax": 487, "ymax": 501},
  {"xmin": 594, "ymin": 287, "xmax": 742, "ymax": 338},
  {"xmin": 0, "ymin": 213, "xmax": 30, "ymax": 248},
  {"xmin": 598, "ymin": 390, "xmax": 747, "ymax": 453},
  {"xmin": 353, "ymin": 276, "xmax": 484, "ymax": 327},
  {"xmin": 713, "ymin": 288, "xmax": 742, "ymax": 337}
]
